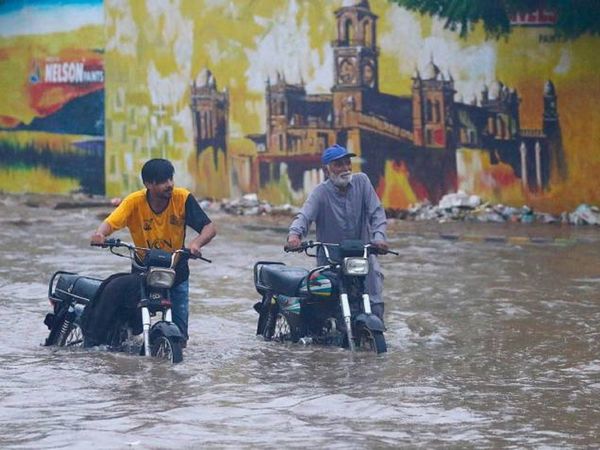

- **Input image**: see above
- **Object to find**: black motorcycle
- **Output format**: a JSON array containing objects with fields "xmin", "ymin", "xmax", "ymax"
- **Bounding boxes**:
[
  {"xmin": 43, "ymin": 238, "xmax": 209, "ymax": 363},
  {"xmin": 253, "ymin": 240, "xmax": 397, "ymax": 354}
]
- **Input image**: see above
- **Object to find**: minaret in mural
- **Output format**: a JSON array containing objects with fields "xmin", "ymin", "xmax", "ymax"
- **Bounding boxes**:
[
  {"xmin": 542, "ymin": 80, "xmax": 567, "ymax": 182},
  {"xmin": 411, "ymin": 59, "xmax": 456, "ymax": 149},
  {"xmin": 265, "ymin": 72, "xmax": 307, "ymax": 152},
  {"xmin": 480, "ymin": 80, "xmax": 521, "ymax": 141},
  {"xmin": 332, "ymin": 0, "xmax": 379, "ymax": 131},
  {"xmin": 190, "ymin": 69, "xmax": 228, "ymax": 166}
]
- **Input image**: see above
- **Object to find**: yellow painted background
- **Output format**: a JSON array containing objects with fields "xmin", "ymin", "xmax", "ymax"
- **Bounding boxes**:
[
  {"xmin": 103, "ymin": 0, "xmax": 600, "ymax": 212},
  {"xmin": 1, "ymin": 0, "xmax": 597, "ymax": 213}
]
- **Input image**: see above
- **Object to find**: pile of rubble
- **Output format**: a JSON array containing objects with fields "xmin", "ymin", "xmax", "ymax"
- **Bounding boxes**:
[
  {"xmin": 217, "ymin": 191, "xmax": 600, "ymax": 226},
  {"xmin": 389, "ymin": 192, "xmax": 600, "ymax": 226},
  {"xmin": 209, "ymin": 194, "xmax": 299, "ymax": 217}
]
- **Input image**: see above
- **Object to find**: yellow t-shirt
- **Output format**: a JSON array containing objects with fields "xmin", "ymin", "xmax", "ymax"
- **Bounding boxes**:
[{"xmin": 105, "ymin": 187, "xmax": 190, "ymax": 252}]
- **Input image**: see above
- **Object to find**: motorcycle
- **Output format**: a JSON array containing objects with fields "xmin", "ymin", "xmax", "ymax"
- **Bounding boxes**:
[
  {"xmin": 43, "ymin": 238, "xmax": 209, "ymax": 364},
  {"xmin": 253, "ymin": 239, "xmax": 397, "ymax": 354}
]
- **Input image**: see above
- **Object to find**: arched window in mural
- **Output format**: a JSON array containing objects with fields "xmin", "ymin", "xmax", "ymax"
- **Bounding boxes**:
[
  {"xmin": 426, "ymin": 128, "xmax": 433, "ymax": 145},
  {"xmin": 344, "ymin": 18, "xmax": 353, "ymax": 44},
  {"xmin": 488, "ymin": 116, "xmax": 495, "ymax": 135},
  {"xmin": 434, "ymin": 100, "xmax": 441, "ymax": 123},
  {"xmin": 201, "ymin": 111, "xmax": 208, "ymax": 138},
  {"xmin": 497, "ymin": 116, "xmax": 506, "ymax": 139},
  {"xmin": 363, "ymin": 20, "xmax": 372, "ymax": 46},
  {"xmin": 469, "ymin": 130, "xmax": 476, "ymax": 144},
  {"xmin": 426, "ymin": 100, "xmax": 433, "ymax": 122}
]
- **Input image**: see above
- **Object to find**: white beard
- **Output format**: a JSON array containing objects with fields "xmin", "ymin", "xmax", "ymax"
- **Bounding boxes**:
[{"xmin": 329, "ymin": 171, "xmax": 352, "ymax": 188}]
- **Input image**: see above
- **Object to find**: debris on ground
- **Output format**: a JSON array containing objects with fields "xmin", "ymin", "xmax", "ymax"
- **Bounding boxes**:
[
  {"xmin": 217, "ymin": 191, "xmax": 600, "ymax": 226},
  {"xmin": 218, "ymin": 194, "xmax": 299, "ymax": 216},
  {"xmin": 386, "ymin": 192, "xmax": 600, "ymax": 226},
  {"xmin": 6, "ymin": 190, "xmax": 600, "ymax": 226}
]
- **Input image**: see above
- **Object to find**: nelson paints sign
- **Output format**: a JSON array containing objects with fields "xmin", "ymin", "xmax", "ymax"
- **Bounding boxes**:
[{"xmin": 30, "ymin": 58, "xmax": 104, "ymax": 85}]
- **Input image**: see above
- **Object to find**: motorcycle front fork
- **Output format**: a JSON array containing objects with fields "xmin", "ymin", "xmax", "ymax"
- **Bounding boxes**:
[
  {"xmin": 141, "ymin": 306, "xmax": 173, "ymax": 357},
  {"xmin": 340, "ymin": 293, "xmax": 372, "ymax": 352},
  {"xmin": 142, "ymin": 307, "xmax": 151, "ymax": 357}
]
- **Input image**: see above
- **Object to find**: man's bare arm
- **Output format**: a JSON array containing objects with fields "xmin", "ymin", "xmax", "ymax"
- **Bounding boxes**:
[{"xmin": 188, "ymin": 222, "xmax": 217, "ymax": 256}]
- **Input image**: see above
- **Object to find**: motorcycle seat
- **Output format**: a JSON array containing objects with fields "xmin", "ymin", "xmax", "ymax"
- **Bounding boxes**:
[
  {"xmin": 54, "ymin": 274, "xmax": 103, "ymax": 304},
  {"xmin": 259, "ymin": 265, "xmax": 309, "ymax": 296}
]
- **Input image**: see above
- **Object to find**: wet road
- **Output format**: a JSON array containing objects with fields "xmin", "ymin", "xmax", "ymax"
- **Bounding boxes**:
[{"xmin": 0, "ymin": 196, "xmax": 599, "ymax": 449}]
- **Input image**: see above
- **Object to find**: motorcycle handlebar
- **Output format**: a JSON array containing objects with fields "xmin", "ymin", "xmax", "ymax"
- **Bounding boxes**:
[
  {"xmin": 90, "ymin": 238, "xmax": 122, "ymax": 248},
  {"xmin": 284, "ymin": 240, "xmax": 398, "ymax": 256},
  {"xmin": 91, "ymin": 239, "xmax": 212, "ymax": 263},
  {"xmin": 283, "ymin": 243, "xmax": 307, "ymax": 253},
  {"xmin": 370, "ymin": 246, "xmax": 399, "ymax": 256},
  {"xmin": 179, "ymin": 248, "xmax": 212, "ymax": 263}
]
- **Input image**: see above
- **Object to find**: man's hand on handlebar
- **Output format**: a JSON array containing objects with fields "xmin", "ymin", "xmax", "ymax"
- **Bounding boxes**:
[
  {"xmin": 90, "ymin": 232, "xmax": 106, "ymax": 246},
  {"xmin": 371, "ymin": 240, "xmax": 389, "ymax": 254},
  {"xmin": 188, "ymin": 241, "xmax": 203, "ymax": 258},
  {"xmin": 285, "ymin": 234, "xmax": 302, "ymax": 252}
]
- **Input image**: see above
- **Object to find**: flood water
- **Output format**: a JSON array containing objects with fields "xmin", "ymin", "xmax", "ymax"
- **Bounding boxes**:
[{"xmin": 0, "ymin": 196, "xmax": 599, "ymax": 449}]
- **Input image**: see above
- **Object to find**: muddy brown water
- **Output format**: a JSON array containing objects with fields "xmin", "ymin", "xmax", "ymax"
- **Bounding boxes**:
[{"xmin": 0, "ymin": 196, "xmax": 599, "ymax": 448}]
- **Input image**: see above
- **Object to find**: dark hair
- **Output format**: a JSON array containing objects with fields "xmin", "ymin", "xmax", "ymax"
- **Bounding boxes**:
[{"xmin": 141, "ymin": 158, "xmax": 175, "ymax": 184}]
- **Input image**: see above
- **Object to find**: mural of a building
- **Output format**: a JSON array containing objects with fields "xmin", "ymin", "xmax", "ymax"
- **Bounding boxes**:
[{"xmin": 248, "ymin": 0, "xmax": 566, "ymax": 208}]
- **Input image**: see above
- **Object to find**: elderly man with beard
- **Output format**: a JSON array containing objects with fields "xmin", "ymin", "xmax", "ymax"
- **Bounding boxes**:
[{"xmin": 286, "ymin": 144, "xmax": 389, "ymax": 321}]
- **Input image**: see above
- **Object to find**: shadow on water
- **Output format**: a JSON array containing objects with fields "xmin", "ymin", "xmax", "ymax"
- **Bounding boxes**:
[{"xmin": 0, "ymin": 199, "xmax": 599, "ymax": 448}]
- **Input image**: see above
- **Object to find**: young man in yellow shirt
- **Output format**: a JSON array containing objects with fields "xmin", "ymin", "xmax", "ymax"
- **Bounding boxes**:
[{"xmin": 89, "ymin": 158, "xmax": 216, "ymax": 345}]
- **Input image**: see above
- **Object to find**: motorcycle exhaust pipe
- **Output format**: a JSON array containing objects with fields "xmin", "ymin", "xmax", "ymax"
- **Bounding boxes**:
[{"xmin": 340, "ymin": 293, "xmax": 355, "ymax": 352}]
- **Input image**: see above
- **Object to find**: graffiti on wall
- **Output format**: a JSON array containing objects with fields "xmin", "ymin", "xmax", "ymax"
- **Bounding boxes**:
[{"xmin": 0, "ymin": 0, "xmax": 104, "ymax": 195}]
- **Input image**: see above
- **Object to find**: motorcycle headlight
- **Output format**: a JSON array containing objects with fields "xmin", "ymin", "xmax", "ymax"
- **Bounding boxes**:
[
  {"xmin": 343, "ymin": 257, "xmax": 369, "ymax": 276},
  {"xmin": 147, "ymin": 268, "xmax": 176, "ymax": 288}
]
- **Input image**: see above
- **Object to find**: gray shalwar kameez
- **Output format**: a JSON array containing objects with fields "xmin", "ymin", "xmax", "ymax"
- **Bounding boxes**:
[{"xmin": 288, "ymin": 172, "xmax": 387, "ymax": 303}]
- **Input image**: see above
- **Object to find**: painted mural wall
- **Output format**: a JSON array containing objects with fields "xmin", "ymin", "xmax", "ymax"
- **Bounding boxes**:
[
  {"xmin": 2, "ymin": 1, "xmax": 598, "ymax": 215},
  {"xmin": 103, "ymin": 0, "xmax": 600, "ymax": 213},
  {"xmin": 0, "ymin": 0, "xmax": 105, "ymax": 195}
]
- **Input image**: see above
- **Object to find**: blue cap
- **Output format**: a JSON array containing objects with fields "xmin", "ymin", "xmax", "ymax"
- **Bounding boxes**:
[{"xmin": 321, "ymin": 144, "xmax": 356, "ymax": 165}]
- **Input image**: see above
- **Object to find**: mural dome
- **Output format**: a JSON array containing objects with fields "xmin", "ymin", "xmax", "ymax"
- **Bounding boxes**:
[
  {"xmin": 488, "ymin": 80, "xmax": 504, "ymax": 100},
  {"xmin": 196, "ymin": 68, "xmax": 215, "ymax": 88},
  {"xmin": 544, "ymin": 80, "xmax": 556, "ymax": 96},
  {"xmin": 422, "ymin": 59, "xmax": 441, "ymax": 80}
]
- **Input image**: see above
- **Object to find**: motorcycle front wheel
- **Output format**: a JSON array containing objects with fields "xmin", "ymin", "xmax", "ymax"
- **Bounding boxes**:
[
  {"xmin": 357, "ymin": 329, "xmax": 387, "ymax": 354},
  {"xmin": 151, "ymin": 335, "xmax": 183, "ymax": 364}
]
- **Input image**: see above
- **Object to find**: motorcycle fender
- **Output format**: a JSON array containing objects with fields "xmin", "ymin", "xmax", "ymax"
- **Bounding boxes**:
[
  {"xmin": 44, "ymin": 313, "xmax": 55, "ymax": 330},
  {"xmin": 150, "ymin": 321, "xmax": 183, "ymax": 341},
  {"xmin": 255, "ymin": 294, "xmax": 274, "ymax": 335},
  {"xmin": 354, "ymin": 313, "xmax": 385, "ymax": 333}
]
